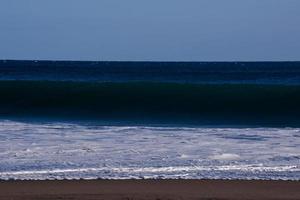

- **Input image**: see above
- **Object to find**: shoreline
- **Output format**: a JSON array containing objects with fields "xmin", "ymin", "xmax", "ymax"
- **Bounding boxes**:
[{"xmin": 0, "ymin": 179, "xmax": 299, "ymax": 200}]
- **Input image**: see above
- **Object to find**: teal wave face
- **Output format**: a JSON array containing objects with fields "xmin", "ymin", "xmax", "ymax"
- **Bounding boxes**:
[{"xmin": 1, "ymin": 81, "xmax": 300, "ymax": 126}]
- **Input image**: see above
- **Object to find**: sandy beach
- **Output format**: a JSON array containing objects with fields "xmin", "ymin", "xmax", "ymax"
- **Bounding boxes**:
[{"xmin": 0, "ymin": 179, "xmax": 299, "ymax": 200}]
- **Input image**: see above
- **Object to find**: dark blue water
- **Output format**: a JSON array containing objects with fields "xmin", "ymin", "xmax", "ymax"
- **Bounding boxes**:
[
  {"xmin": 1, "ymin": 60, "xmax": 300, "ymax": 84},
  {"xmin": 1, "ymin": 60, "xmax": 300, "ymax": 126}
]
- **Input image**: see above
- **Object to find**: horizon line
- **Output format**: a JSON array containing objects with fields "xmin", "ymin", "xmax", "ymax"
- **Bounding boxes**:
[{"xmin": 1, "ymin": 59, "xmax": 300, "ymax": 63}]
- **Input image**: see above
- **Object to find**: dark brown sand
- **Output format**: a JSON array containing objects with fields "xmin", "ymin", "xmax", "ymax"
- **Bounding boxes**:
[{"xmin": 0, "ymin": 180, "xmax": 299, "ymax": 200}]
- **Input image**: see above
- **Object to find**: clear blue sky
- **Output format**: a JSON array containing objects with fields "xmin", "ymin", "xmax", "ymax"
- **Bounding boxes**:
[{"xmin": 0, "ymin": 0, "xmax": 299, "ymax": 61}]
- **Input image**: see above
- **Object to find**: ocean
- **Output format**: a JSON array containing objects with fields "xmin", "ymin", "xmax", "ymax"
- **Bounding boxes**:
[{"xmin": 0, "ymin": 60, "xmax": 299, "ymax": 180}]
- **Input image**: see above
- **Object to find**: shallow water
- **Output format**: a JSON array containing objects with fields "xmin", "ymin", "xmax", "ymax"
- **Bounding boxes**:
[{"xmin": 0, "ymin": 120, "xmax": 299, "ymax": 180}]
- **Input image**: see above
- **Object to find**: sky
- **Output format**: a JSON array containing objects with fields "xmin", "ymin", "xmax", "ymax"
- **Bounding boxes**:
[{"xmin": 0, "ymin": 0, "xmax": 299, "ymax": 61}]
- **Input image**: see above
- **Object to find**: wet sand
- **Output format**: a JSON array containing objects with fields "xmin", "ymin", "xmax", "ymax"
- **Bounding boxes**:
[{"xmin": 0, "ymin": 180, "xmax": 299, "ymax": 200}]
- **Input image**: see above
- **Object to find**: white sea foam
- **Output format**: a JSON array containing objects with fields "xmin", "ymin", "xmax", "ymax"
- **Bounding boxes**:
[
  {"xmin": 0, "ymin": 165, "xmax": 299, "ymax": 180},
  {"xmin": 209, "ymin": 153, "xmax": 241, "ymax": 161},
  {"xmin": 0, "ymin": 120, "xmax": 299, "ymax": 180}
]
